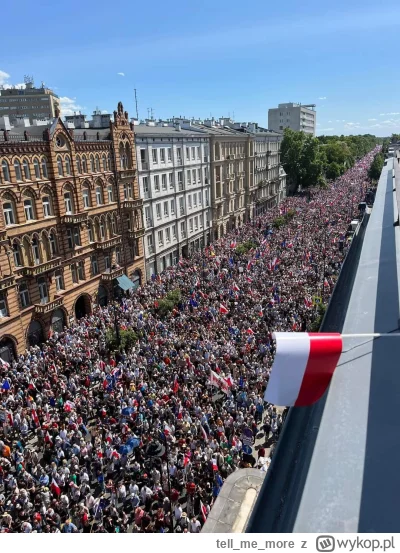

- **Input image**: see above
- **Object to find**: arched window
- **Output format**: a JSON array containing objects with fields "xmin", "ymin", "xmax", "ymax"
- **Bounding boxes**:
[
  {"xmin": 42, "ymin": 194, "xmax": 53, "ymax": 217},
  {"xmin": 119, "ymin": 143, "xmax": 126, "ymax": 169},
  {"xmin": 3, "ymin": 199, "xmax": 16, "ymax": 226},
  {"xmin": 88, "ymin": 221, "xmax": 94, "ymax": 243},
  {"xmin": 23, "ymin": 158, "xmax": 31, "ymax": 180},
  {"xmin": 64, "ymin": 189, "xmax": 74, "ymax": 214},
  {"xmin": 102, "ymin": 155, "xmax": 107, "ymax": 170},
  {"xmin": 76, "ymin": 155, "xmax": 82, "ymax": 174},
  {"xmin": 32, "ymin": 236, "xmax": 41, "ymax": 265},
  {"xmin": 14, "ymin": 160, "xmax": 22, "ymax": 181},
  {"xmin": 12, "ymin": 241, "xmax": 23, "ymax": 267},
  {"xmin": 33, "ymin": 158, "xmax": 41, "ymax": 179},
  {"xmin": 65, "ymin": 155, "xmax": 71, "ymax": 175},
  {"xmin": 49, "ymin": 232, "xmax": 57, "ymax": 256},
  {"xmin": 125, "ymin": 143, "xmax": 132, "ymax": 169},
  {"xmin": 57, "ymin": 156, "xmax": 63, "ymax": 176},
  {"xmin": 2, "ymin": 160, "xmax": 10, "ymax": 182},
  {"xmin": 41, "ymin": 157, "xmax": 48, "ymax": 178},
  {"xmin": 82, "ymin": 185, "xmax": 91, "ymax": 208},
  {"xmin": 90, "ymin": 155, "xmax": 95, "ymax": 172},
  {"xmin": 111, "ymin": 215, "xmax": 117, "ymax": 235},
  {"xmin": 82, "ymin": 155, "xmax": 87, "ymax": 173},
  {"xmin": 107, "ymin": 184, "xmax": 114, "ymax": 203},
  {"xmin": 95, "ymin": 155, "xmax": 100, "ymax": 172},
  {"xmin": 108, "ymin": 154, "xmax": 112, "ymax": 170},
  {"xmin": 95, "ymin": 186, "xmax": 103, "ymax": 206},
  {"xmin": 99, "ymin": 218, "xmax": 105, "ymax": 240},
  {"xmin": 24, "ymin": 197, "xmax": 35, "ymax": 221}
]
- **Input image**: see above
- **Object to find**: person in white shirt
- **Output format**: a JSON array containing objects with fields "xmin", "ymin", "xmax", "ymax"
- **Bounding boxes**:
[{"xmin": 190, "ymin": 517, "xmax": 201, "ymax": 533}]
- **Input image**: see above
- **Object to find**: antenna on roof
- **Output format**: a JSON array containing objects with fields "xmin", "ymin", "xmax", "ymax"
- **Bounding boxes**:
[{"xmin": 134, "ymin": 89, "xmax": 139, "ymax": 119}]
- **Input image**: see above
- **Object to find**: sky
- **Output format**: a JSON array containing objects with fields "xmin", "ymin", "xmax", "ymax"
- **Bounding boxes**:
[{"xmin": 1, "ymin": 0, "xmax": 400, "ymax": 137}]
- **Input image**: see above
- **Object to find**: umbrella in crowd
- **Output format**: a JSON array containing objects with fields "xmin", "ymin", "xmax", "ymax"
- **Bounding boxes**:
[{"xmin": 0, "ymin": 148, "xmax": 379, "ymax": 533}]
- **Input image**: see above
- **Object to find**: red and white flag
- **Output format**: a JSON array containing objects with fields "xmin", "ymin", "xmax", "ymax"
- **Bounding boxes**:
[
  {"xmin": 200, "ymin": 425, "xmax": 208, "ymax": 441},
  {"xmin": 51, "ymin": 477, "xmax": 61, "ymax": 497},
  {"xmin": 172, "ymin": 374, "xmax": 179, "ymax": 394},
  {"xmin": 264, "ymin": 332, "xmax": 342, "ymax": 406},
  {"xmin": 304, "ymin": 297, "xmax": 313, "ymax": 308},
  {"xmin": 200, "ymin": 500, "xmax": 208, "ymax": 522},
  {"xmin": 219, "ymin": 303, "xmax": 229, "ymax": 314},
  {"xmin": 31, "ymin": 409, "xmax": 40, "ymax": 427},
  {"xmin": 212, "ymin": 459, "xmax": 218, "ymax": 471},
  {"xmin": 230, "ymin": 240, "xmax": 237, "ymax": 249},
  {"xmin": 232, "ymin": 282, "xmax": 240, "ymax": 292}
]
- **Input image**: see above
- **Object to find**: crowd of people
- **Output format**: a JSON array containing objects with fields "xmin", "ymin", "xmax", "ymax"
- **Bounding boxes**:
[{"xmin": 0, "ymin": 148, "xmax": 379, "ymax": 533}]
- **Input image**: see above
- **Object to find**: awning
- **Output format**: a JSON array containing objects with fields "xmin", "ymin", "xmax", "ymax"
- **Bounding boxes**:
[{"xmin": 115, "ymin": 274, "xmax": 135, "ymax": 291}]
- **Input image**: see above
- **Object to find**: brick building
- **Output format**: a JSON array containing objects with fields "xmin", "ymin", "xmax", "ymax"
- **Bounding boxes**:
[{"xmin": 0, "ymin": 102, "xmax": 145, "ymax": 360}]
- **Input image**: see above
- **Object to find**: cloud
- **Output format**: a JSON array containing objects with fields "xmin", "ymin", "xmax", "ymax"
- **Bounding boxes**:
[
  {"xmin": 344, "ymin": 122, "xmax": 361, "ymax": 129},
  {"xmin": 318, "ymin": 127, "xmax": 334, "ymax": 132},
  {"xmin": 368, "ymin": 118, "xmax": 377, "ymax": 121},
  {"xmin": 101, "ymin": 110, "xmax": 109, "ymax": 114},
  {"xmin": 0, "ymin": 69, "xmax": 25, "ymax": 90},
  {"xmin": 318, "ymin": 96, "xmax": 327, "ymax": 100},
  {"xmin": 379, "ymin": 112, "xmax": 400, "ymax": 116},
  {"xmin": 328, "ymin": 120, "xmax": 332, "ymax": 123},
  {"xmin": 0, "ymin": 70, "xmax": 10, "ymax": 85},
  {"xmin": 117, "ymin": 72, "xmax": 125, "ymax": 77},
  {"xmin": 59, "ymin": 96, "xmax": 85, "ymax": 116}
]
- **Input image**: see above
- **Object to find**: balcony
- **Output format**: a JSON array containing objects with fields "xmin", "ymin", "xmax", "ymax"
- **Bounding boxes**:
[
  {"xmin": 118, "ymin": 169, "xmax": 136, "ymax": 180},
  {"xmin": 122, "ymin": 199, "xmax": 143, "ymax": 210},
  {"xmin": 128, "ymin": 228, "xmax": 145, "ymax": 240},
  {"xmin": 34, "ymin": 296, "xmax": 64, "ymax": 314},
  {"xmin": 95, "ymin": 235, "xmax": 122, "ymax": 250},
  {"xmin": 21, "ymin": 257, "xmax": 62, "ymax": 277},
  {"xmin": 229, "ymin": 173, "xmax": 235, "ymax": 180},
  {"xmin": 0, "ymin": 230, "xmax": 7, "ymax": 244},
  {"xmin": 101, "ymin": 267, "xmax": 124, "ymax": 281},
  {"xmin": 62, "ymin": 212, "xmax": 88, "ymax": 225},
  {"xmin": 0, "ymin": 275, "xmax": 15, "ymax": 291}
]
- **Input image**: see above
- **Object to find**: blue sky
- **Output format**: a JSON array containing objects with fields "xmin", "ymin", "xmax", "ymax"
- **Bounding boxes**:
[{"xmin": 2, "ymin": 0, "xmax": 400, "ymax": 136}]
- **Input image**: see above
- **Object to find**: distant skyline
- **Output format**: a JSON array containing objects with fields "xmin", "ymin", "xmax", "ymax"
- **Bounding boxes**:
[{"xmin": 2, "ymin": 0, "xmax": 400, "ymax": 137}]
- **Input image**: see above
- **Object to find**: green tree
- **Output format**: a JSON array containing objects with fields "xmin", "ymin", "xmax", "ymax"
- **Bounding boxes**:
[
  {"xmin": 368, "ymin": 152, "xmax": 384, "ymax": 181},
  {"xmin": 105, "ymin": 328, "xmax": 138, "ymax": 352},
  {"xmin": 281, "ymin": 129, "xmax": 324, "ymax": 191},
  {"xmin": 325, "ymin": 161, "xmax": 342, "ymax": 180}
]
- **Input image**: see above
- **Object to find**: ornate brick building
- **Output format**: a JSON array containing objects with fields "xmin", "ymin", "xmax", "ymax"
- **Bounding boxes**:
[{"xmin": 0, "ymin": 102, "xmax": 145, "ymax": 359}]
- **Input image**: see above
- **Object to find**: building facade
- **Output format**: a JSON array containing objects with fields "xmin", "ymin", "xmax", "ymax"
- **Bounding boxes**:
[
  {"xmin": 0, "ymin": 80, "xmax": 60, "ymax": 125},
  {"xmin": 0, "ymin": 102, "xmax": 145, "ymax": 359},
  {"xmin": 135, "ymin": 122, "xmax": 211, "ymax": 278},
  {"xmin": 268, "ymin": 103, "xmax": 316, "ymax": 135}
]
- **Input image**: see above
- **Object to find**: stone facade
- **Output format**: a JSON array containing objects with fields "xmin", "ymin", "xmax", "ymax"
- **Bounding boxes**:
[{"xmin": 0, "ymin": 102, "xmax": 145, "ymax": 358}]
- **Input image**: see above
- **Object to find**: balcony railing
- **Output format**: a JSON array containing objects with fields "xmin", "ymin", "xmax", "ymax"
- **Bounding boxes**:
[
  {"xmin": 62, "ymin": 212, "xmax": 88, "ymax": 225},
  {"xmin": 122, "ymin": 199, "xmax": 143, "ymax": 209},
  {"xmin": 118, "ymin": 169, "xmax": 136, "ymax": 180},
  {"xmin": 101, "ymin": 267, "xmax": 124, "ymax": 281},
  {"xmin": 21, "ymin": 257, "xmax": 62, "ymax": 277},
  {"xmin": 34, "ymin": 296, "xmax": 64, "ymax": 314},
  {"xmin": 95, "ymin": 235, "xmax": 122, "ymax": 250},
  {"xmin": 128, "ymin": 228, "xmax": 145, "ymax": 240},
  {"xmin": 0, "ymin": 275, "xmax": 15, "ymax": 291}
]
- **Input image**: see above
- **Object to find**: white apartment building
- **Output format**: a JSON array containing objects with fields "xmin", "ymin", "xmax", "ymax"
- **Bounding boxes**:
[
  {"xmin": 268, "ymin": 103, "xmax": 316, "ymax": 135},
  {"xmin": 134, "ymin": 121, "xmax": 211, "ymax": 278}
]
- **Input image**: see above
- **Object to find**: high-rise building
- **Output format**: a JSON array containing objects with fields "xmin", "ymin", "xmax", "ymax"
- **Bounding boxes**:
[
  {"xmin": 268, "ymin": 103, "xmax": 316, "ymax": 135},
  {"xmin": 0, "ymin": 102, "xmax": 145, "ymax": 359},
  {"xmin": 0, "ymin": 78, "xmax": 60, "ymax": 125}
]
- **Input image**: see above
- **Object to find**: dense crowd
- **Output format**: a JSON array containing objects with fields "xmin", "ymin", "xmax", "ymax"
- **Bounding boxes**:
[{"xmin": 0, "ymin": 148, "xmax": 378, "ymax": 533}]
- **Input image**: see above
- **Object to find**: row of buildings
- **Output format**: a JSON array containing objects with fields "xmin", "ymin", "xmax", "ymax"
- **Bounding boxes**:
[{"xmin": 0, "ymin": 100, "xmax": 286, "ymax": 360}]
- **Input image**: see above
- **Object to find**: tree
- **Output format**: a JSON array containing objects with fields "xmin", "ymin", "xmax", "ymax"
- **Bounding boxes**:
[
  {"xmin": 280, "ymin": 128, "xmax": 305, "ymax": 191},
  {"xmin": 368, "ymin": 152, "xmax": 384, "ymax": 181},
  {"xmin": 299, "ymin": 134, "xmax": 325, "ymax": 189},
  {"xmin": 325, "ymin": 161, "xmax": 342, "ymax": 180},
  {"xmin": 281, "ymin": 129, "xmax": 324, "ymax": 191},
  {"xmin": 105, "ymin": 328, "xmax": 138, "ymax": 352}
]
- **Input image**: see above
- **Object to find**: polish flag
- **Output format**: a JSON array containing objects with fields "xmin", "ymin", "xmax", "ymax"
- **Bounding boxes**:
[
  {"xmin": 230, "ymin": 240, "xmax": 237, "ymax": 249},
  {"xmin": 212, "ymin": 459, "xmax": 218, "ymax": 471},
  {"xmin": 31, "ymin": 409, "xmax": 40, "ymax": 427},
  {"xmin": 219, "ymin": 303, "xmax": 229, "ymax": 314},
  {"xmin": 246, "ymin": 328, "xmax": 254, "ymax": 335},
  {"xmin": 324, "ymin": 278, "xmax": 330, "ymax": 288},
  {"xmin": 200, "ymin": 500, "xmax": 208, "ymax": 523},
  {"xmin": 164, "ymin": 424, "xmax": 172, "ymax": 436},
  {"xmin": 246, "ymin": 260, "xmax": 252, "ymax": 271},
  {"xmin": 232, "ymin": 282, "xmax": 240, "ymax": 292},
  {"xmin": 172, "ymin": 375, "xmax": 179, "ymax": 394},
  {"xmin": 50, "ymin": 477, "xmax": 61, "ymax": 497},
  {"xmin": 246, "ymin": 276, "xmax": 253, "ymax": 283},
  {"xmin": 201, "ymin": 425, "xmax": 208, "ymax": 441},
  {"xmin": 264, "ymin": 333, "xmax": 342, "ymax": 407},
  {"xmin": 225, "ymin": 375, "xmax": 234, "ymax": 387},
  {"xmin": 304, "ymin": 297, "xmax": 313, "ymax": 308}
]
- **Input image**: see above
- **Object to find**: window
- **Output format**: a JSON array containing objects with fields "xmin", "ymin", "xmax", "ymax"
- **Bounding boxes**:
[
  {"xmin": 191, "ymin": 147, "xmax": 195, "ymax": 160},
  {"xmin": 189, "ymin": 218, "xmax": 193, "ymax": 233},
  {"xmin": 82, "ymin": 155, "xmax": 87, "ymax": 173},
  {"xmin": 95, "ymin": 155, "xmax": 100, "ymax": 172},
  {"xmin": 77, "ymin": 261, "xmax": 85, "ymax": 280},
  {"xmin": 96, "ymin": 186, "xmax": 103, "ymax": 205},
  {"xmin": 14, "ymin": 160, "xmax": 22, "ymax": 181},
  {"xmin": 102, "ymin": 155, "xmax": 107, "ymax": 171},
  {"xmin": 108, "ymin": 154, "xmax": 112, "ymax": 170},
  {"xmin": 38, "ymin": 277, "xmax": 48, "ymax": 304},
  {"xmin": 188, "ymin": 195, "xmax": 192, "ymax": 209},
  {"xmin": 168, "ymin": 173, "xmax": 173, "ymax": 189},
  {"xmin": 140, "ymin": 149, "xmax": 146, "ymax": 164},
  {"xmin": 23, "ymin": 159, "xmax": 30, "ymax": 180},
  {"xmin": 167, "ymin": 148, "xmax": 172, "ymax": 162},
  {"xmin": 154, "ymin": 175, "xmax": 160, "ymax": 192},
  {"xmin": 82, "ymin": 187, "xmax": 90, "ymax": 208},
  {"xmin": 67, "ymin": 228, "xmax": 74, "ymax": 249},
  {"xmin": 197, "ymin": 168, "xmax": 201, "ymax": 183},
  {"xmin": 111, "ymin": 217, "xmax": 117, "ymax": 235},
  {"xmin": 145, "ymin": 206, "xmax": 151, "ymax": 227},
  {"xmin": 162, "ymin": 174, "xmax": 167, "ymax": 190},
  {"xmin": 49, "ymin": 232, "xmax": 57, "ymax": 255},
  {"xmin": 172, "ymin": 224, "xmax": 177, "ymax": 239},
  {"xmin": 55, "ymin": 270, "xmax": 64, "ymax": 291},
  {"xmin": 197, "ymin": 146, "xmax": 201, "ymax": 160},
  {"xmin": 90, "ymin": 155, "xmax": 95, "ymax": 172},
  {"xmin": 165, "ymin": 227, "xmax": 171, "ymax": 243},
  {"xmin": 198, "ymin": 191, "xmax": 202, "ymax": 205},
  {"xmin": 73, "ymin": 226, "xmax": 81, "ymax": 246},
  {"xmin": 64, "ymin": 191, "xmax": 73, "ymax": 214},
  {"xmin": 116, "ymin": 247, "xmax": 121, "ymax": 265},
  {"xmin": 186, "ymin": 147, "xmax": 190, "ymax": 161},
  {"xmin": 205, "ymin": 189, "xmax": 209, "ymax": 206},
  {"xmin": 156, "ymin": 204, "xmax": 161, "ymax": 219},
  {"xmin": 3, "ymin": 201, "xmax": 15, "ymax": 225},
  {"xmin": 65, "ymin": 156, "xmax": 71, "ymax": 175},
  {"xmin": 158, "ymin": 230, "xmax": 164, "ymax": 246},
  {"xmin": 88, "ymin": 223, "xmax": 94, "ymax": 243},
  {"xmin": 99, "ymin": 220, "xmax": 105, "ymax": 240},
  {"xmin": 179, "ymin": 197, "xmax": 184, "ymax": 215},
  {"xmin": 177, "ymin": 171, "xmax": 183, "ymax": 190},
  {"xmin": 163, "ymin": 201, "xmax": 168, "ymax": 217},
  {"xmin": 200, "ymin": 213, "xmax": 204, "ymax": 228},
  {"xmin": 152, "ymin": 149, "xmax": 158, "ymax": 164},
  {"xmin": 192, "ymin": 169, "xmax": 196, "ymax": 184},
  {"xmin": 177, "ymin": 147, "xmax": 182, "ymax": 163},
  {"xmin": 170, "ymin": 199, "xmax": 175, "ymax": 214},
  {"xmin": 57, "ymin": 156, "xmax": 63, "ymax": 176},
  {"xmin": 24, "ymin": 198, "xmax": 35, "ymax": 221},
  {"xmin": 187, "ymin": 170, "xmax": 191, "ymax": 185},
  {"xmin": 107, "ymin": 184, "xmax": 113, "ymax": 203},
  {"xmin": 104, "ymin": 255, "xmax": 110, "ymax": 271},
  {"xmin": 0, "ymin": 293, "xmax": 8, "ymax": 318},
  {"xmin": 91, "ymin": 256, "xmax": 99, "ymax": 276},
  {"xmin": 127, "ymin": 214, "xmax": 132, "ymax": 231},
  {"xmin": 19, "ymin": 282, "xmax": 30, "ymax": 308},
  {"xmin": 124, "ymin": 182, "xmax": 133, "ymax": 199},
  {"xmin": 42, "ymin": 157, "xmax": 48, "ymax": 179},
  {"xmin": 2, "ymin": 160, "xmax": 10, "ymax": 182},
  {"xmin": 10, "ymin": 241, "xmax": 22, "ymax": 268},
  {"xmin": 193, "ymin": 194, "xmax": 197, "ymax": 208},
  {"xmin": 194, "ymin": 216, "xmax": 198, "ymax": 230},
  {"xmin": 32, "ymin": 238, "xmax": 41, "ymax": 265},
  {"xmin": 143, "ymin": 176, "xmax": 149, "ymax": 197},
  {"xmin": 160, "ymin": 148, "xmax": 165, "ymax": 163},
  {"xmin": 180, "ymin": 221, "xmax": 186, "ymax": 237},
  {"xmin": 147, "ymin": 234, "xmax": 153, "ymax": 253},
  {"xmin": 33, "ymin": 158, "xmax": 40, "ymax": 179},
  {"xmin": 71, "ymin": 264, "xmax": 78, "ymax": 284}
]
